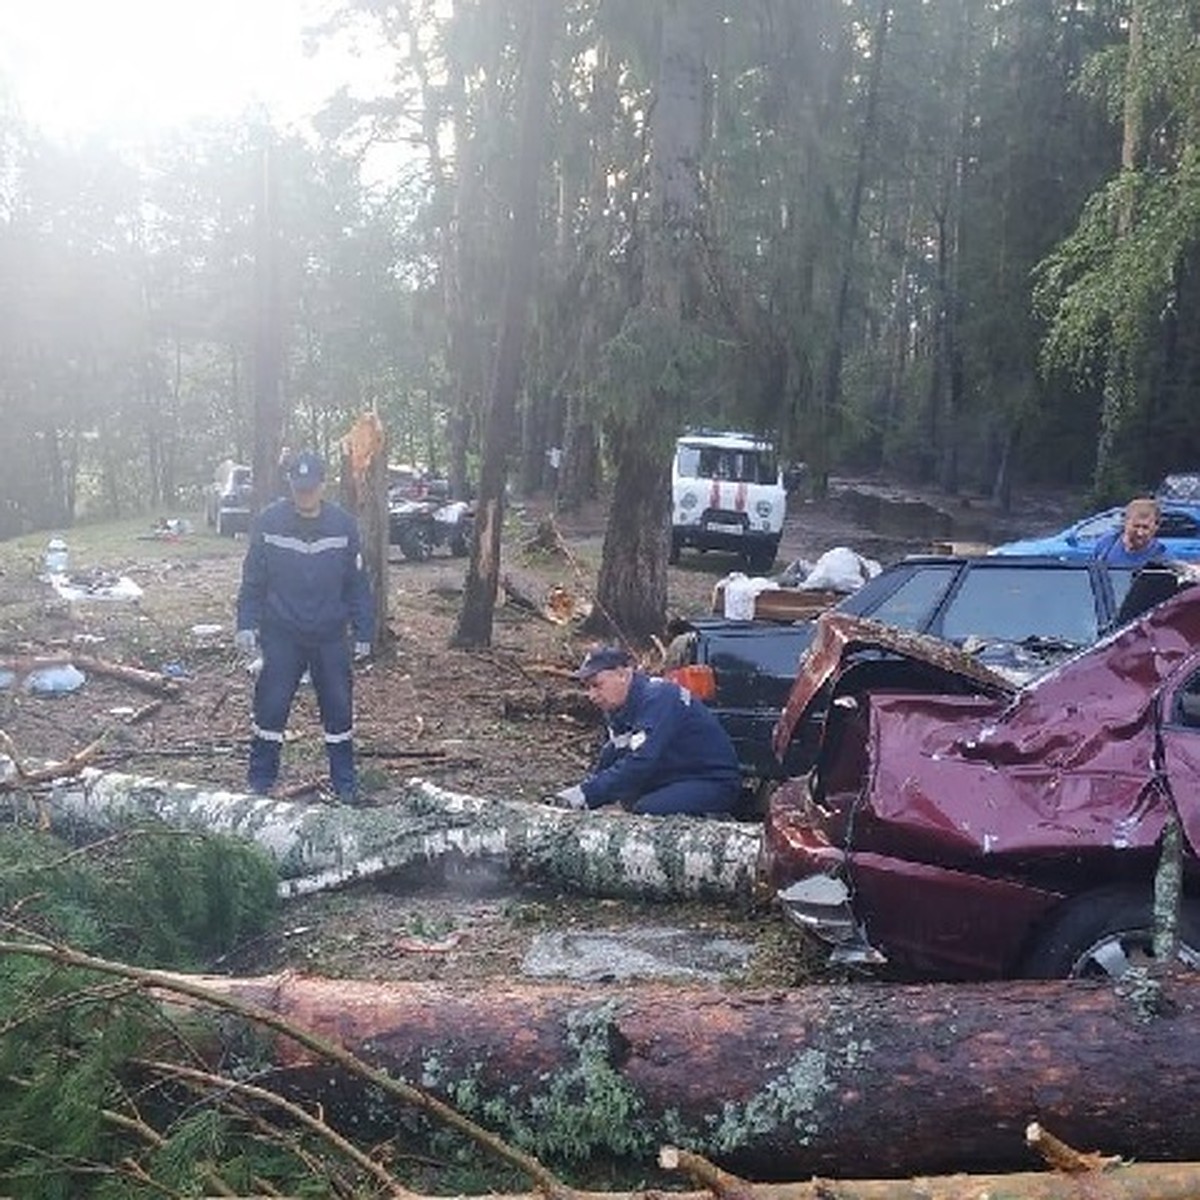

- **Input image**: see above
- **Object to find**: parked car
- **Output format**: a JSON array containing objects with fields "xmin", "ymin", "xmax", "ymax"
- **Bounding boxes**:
[
  {"xmin": 1158, "ymin": 472, "xmax": 1200, "ymax": 502},
  {"xmin": 759, "ymin": 567, "xmax": 1200, "ymax": 981},
  {"xmin": 665, "ymin": 554, "xmax": 1138, "ymax": 785},
  {"xmin": 989, "ymin": 502, "xmax": 1200, "ymax": 560},
  {"xmin": 205, "ymin": 461, "xmax": 253, "ymax": 536},
  {"xmin": 670, "ymin": 430, "xmax": 787, "ymax": 573}
]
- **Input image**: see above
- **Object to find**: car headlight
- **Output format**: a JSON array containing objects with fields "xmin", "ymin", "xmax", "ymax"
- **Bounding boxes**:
[
  {"xmin": 755, "ymin": 499, "xmax": 773, "ymax": 518},
  {"xmin": 681, "ymin": 491, "xmax": 699, "ymax": 510}
]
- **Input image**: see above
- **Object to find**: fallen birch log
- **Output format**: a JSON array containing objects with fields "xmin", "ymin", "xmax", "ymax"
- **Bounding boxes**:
[
  {"xmin": 167, "ymin": 970, "xmax": 1200, "ymax": 1179},
  {"xmin": 42, "ymin": 768, "xmax": 761, "ymax": 900}
]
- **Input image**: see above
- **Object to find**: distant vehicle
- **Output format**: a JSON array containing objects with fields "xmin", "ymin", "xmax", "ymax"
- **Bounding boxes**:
[
  {"xmin": 989, "ymin": 503, "xmax": 1200, "ymax": 560},
  {"xmin": 759, "ymin": 569, "xmax": 1200, "ymax": 981},
  {"xmin": 670, "ymin": 431, "xmax": 787, "ymax": 574},
  {"xmin": 389, "ymin": 496, "xmax": 473, "ymax": 561},
  {"xmin": 665, "ymin": 554, "xmax": 1137, "ymax": 786},
  {"xmin": 1158, "ymin": 472, "xmax": 1200, "ymax": 503},
  {"xmin": 205, "ymin": 461, "xmax": 253, "ymax": 537}
]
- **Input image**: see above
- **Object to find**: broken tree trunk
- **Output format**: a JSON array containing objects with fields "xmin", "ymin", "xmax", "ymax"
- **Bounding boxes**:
[
  {"xmin": 42, "ymin": 768, "xmax": 760, "ymax": 900},
  {"xmin": 168, "ymin": 971, "xmax": 1200, "ymax": 1180}
]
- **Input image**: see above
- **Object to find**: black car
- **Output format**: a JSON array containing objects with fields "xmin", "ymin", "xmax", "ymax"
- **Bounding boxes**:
[{"xmin": 665, "ymin": 555, "xmax": 1138, "ymax": 784}]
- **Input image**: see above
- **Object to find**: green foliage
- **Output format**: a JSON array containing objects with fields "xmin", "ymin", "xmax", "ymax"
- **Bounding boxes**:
[
  {"xmin": 0, "ymin": 824, "xmax": 278, "ymax": 968},
  {"xmin": 596, "ymin": 304, "xmax": 725, "ymax": 445}
]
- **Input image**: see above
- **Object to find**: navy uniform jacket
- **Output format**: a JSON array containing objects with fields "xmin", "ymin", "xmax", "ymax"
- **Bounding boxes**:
[
  {"xmin": 581, "ymin": 672, "xmax": 740, "ymax": 808},
  {"xmin": 237, "ymin": 498, "xmax": 375, "ymax": 644}
]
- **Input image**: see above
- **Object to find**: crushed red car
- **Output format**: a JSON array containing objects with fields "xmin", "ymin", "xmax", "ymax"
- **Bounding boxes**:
[{"xmin": 759, "ymin": 569, "xmax": 1200, "ymax": 980}]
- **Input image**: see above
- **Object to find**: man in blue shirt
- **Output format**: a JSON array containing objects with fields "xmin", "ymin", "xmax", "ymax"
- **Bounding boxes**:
[
  {"xmin": 1091, "ymin": 496, "xmax": 1166, "ymax": 567},
  {"xmin": 552, "ymin": 645, "xmax": 742, "ymax": 816},
  {"xmin": 235, "ymin": 450, "xmax": 375, "ymax": 802}
]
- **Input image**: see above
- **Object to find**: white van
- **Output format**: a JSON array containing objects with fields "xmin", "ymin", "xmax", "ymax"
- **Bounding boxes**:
[{"xmin": 670, "ymin": 431, "xmax": 787, "ymax": 573}]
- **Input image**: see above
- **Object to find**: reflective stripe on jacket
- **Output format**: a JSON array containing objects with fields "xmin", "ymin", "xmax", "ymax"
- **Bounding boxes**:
[{"xmin": 237, "ymin": 498, "xmax": 374, "ymax": 643}]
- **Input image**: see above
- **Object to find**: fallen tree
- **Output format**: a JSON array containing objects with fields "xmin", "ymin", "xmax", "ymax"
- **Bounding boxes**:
[
  {"xmin": 42, "ymin": 768, "xmax": 761, "ymax": 900},
  {"xmin": 6, "ymin": 935, "xmax": 1200, "ymax": 1196},
  {"xmin": 162, "ymin": 967, "xmax": 1200, "ymax": 1179}
]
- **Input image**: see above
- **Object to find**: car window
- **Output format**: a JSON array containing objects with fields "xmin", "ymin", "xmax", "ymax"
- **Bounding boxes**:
[
  {"xmin": 1072, "ymin": 511, "xmax": 1121, "ymax": 541},
  {"xmin": 863, "ymin": 565, "xmax": 957, "ymax": 631},
  {"xmin": 1109, "ymin": 567, "xmax": 1135, "ymax": 614},
  {"xmin": 676, "ymin": 444, "xmax": 777, "ymax": 484},
  {"xmin": 939, "ymin": 566, "xmax": 1099, "ymax": 645},
  {"xmin": 1159, "ymin": 510, "xmax": 1200, "ymax": 539}
]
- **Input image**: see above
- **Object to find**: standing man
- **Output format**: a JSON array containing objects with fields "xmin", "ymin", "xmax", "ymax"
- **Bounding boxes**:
[
  {"xmin": 1091, "ymin": 496, "xmax": 1166, "ymax": 566},
  {"xmin": 236, "ymin": 450, "xmax": 374, "ymax": 802},
  {"xmin": 551, "ymin": 645, "xmax": 742, "ymax": 816}
]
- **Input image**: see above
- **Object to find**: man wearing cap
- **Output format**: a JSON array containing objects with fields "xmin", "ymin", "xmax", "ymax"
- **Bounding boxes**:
[
  {"xmin": 552, "ymin": 645, "xmax": 742, "ymax": 816},
  {"xmin": 235, "ymin": 449, "xmax": 375, "ymax": 802}
]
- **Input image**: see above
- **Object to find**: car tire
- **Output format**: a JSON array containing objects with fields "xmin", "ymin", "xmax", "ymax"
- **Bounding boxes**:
[
  {"xmin": 399, "ymin": 526, "xmax": 432, "ymax": 561},
  {"xmin": 745, "ymin": 543, "xmax": 777, "ymax": 574},
  {"xmin": 668, "ymin": 533, "xmax": 681, "ymax": 565},
  {"xmin": 216, "ymin": 510, "xmax": 229, "ymax": 537},
  {"xmin": 1021, "ymin": 885, "xmax": 1200, "ymax": 979},
  {"xmin": 449, "ymin": 523, "xmax": 471, "ymax": 558}
]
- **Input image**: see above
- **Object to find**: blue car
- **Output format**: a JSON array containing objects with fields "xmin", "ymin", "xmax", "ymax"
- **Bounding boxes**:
[{"xmin": 991, "ymin": 503, "xmax": 1200, "ymax": 560}]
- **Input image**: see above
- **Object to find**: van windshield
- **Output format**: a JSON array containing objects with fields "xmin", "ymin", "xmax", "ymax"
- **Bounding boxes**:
[{"xmin": 677, "ymin": 444, "xmax": 777, "ymax": 484}]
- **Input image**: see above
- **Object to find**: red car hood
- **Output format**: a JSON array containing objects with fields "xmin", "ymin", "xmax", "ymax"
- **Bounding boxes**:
[{"xmin": 774, "ymin": 591, "xmax": 1200, "ymax": 857}]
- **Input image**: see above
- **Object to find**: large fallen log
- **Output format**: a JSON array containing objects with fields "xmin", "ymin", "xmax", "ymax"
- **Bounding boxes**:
[
  {"xmin": 169, "ymin": 970, "xmax": 1200, "ymax": 1180},
  {"xmin": 41, "ymin": 768, "xmax": 761, "ymax": 900}
]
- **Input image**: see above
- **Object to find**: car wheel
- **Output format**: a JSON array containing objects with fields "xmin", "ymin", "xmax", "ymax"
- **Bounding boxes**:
[
  {"xmin": 745, "ymin": 544, "xmax": 777, "ymax": 574},
  {"xmin": 668, "ymin": 533, "xmax": 681, "ymax": 565},
  {"xmin": 399, "ymin": 526, "xmax": 432, "ymax": 561},
  {"xmin": 216, "ymin": 510, "xmax": 229, "ymax": 537},
  {"xmin": 449, "ymin": 523, "xmax": 471, "ymax": 557},
  {"xmin": 1021, "ymin": 886, "xmax": 1200, "ymax": 979}
]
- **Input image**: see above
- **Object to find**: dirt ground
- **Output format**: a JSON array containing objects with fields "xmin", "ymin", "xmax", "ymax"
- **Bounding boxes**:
[{"xmin": 0, "ymin": 478, "xmax": 1077, "ymax": 984}]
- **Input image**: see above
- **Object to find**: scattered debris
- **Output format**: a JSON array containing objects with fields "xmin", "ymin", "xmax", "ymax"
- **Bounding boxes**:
[{"xmin": 51, "ymin": 570, "xmax": 143, "ymax": 603}]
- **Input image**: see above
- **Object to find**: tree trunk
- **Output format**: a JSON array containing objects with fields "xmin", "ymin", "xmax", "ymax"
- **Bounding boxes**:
[
  {"xmin": 252, "ymin": 128, "xmax": 285, "ymax": 516},
  {"xmin": 45, "ymin": 769, "xmax": 760, "ymax": 901},
  {"xmin": 338, "ymin": 411, "xmax": 389, "ymax": 650},
  {"xmin": 453, "ymin": 0, "xmax": 556, "ymax": 648},
  {"xmin": 168, "ymin": 971, "xmax": 1200, "ymax": 1181},
  {"xmin": 585, "ymin": 423, "xmax": 670, "ymax": 643},
  {"xmin": 592, "ymin": 0, "xmax": 710, "ymax": 642}
]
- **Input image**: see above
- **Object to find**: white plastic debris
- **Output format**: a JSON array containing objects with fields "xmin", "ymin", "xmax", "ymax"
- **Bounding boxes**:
[
  {"xmin": 799, "ymin": 546, "xmax": 882, "ymax": 593},
  {"xmin": 24, "ymin": 663, "xmax": 86, "ymax": 695},
  {"xmin": 52, "ymin": 574, "xmax": 143, "ymax": 603},
  {"xmin": 719, "ymin": 572, "xmax": 780, "ymax": 620}
]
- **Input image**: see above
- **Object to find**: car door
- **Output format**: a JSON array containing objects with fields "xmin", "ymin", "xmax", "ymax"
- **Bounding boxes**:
[{"xmin": 1158, "ymin": 508, "xmax": 1200, "ymax": 560}]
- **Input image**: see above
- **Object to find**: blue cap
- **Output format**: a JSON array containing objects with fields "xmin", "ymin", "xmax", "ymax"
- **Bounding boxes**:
[
  {"xmin": 288, "ymin": 450, "xmax": 326, "ymax": 487},
  {"xmin": 575, "ymin": 645, "xmax": 633, "ymax": 680}
]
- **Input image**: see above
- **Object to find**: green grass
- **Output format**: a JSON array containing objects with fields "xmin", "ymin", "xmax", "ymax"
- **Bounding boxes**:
[{"xmin": 0, "ymin": 514, "xmax": 244, "ymax": 574}]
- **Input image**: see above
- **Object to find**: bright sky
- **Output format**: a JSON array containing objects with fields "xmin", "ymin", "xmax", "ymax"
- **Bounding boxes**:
[{"xmin": 0, "ymin": 0, "xmax": 393, "ymax": 139}]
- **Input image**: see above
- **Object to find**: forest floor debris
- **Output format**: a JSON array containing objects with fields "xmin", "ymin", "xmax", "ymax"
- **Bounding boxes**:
[{"xmin": 0, "ymin": 480, "xmax": 1078, "ymax": 983}]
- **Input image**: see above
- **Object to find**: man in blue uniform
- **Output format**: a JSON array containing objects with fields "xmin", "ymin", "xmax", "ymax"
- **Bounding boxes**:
[
  {"xmin": 235, "ymin": 450, "xmax": 374, "ymax": 802},
  {"xmin": 552, "ymin": 645, "xmax": 742, "ymax": 816}
]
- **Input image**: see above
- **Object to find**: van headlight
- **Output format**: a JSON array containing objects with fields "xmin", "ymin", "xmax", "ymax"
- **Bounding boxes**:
[
  {"xmin": 755, "ymin": 499, "xmax": 773, "ymax": 518},
  {"xmin": 681, "ymin": 491, "xmax": 699, "ymax": 510}
]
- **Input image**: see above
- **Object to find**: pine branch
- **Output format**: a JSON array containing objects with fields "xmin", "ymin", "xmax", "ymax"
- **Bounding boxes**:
[{"xmin": 0, "ymin": 935, "xmax": 576, "ymax": 1200}]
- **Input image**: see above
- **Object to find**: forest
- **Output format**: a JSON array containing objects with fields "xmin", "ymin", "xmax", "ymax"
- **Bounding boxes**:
[{"xmin": 2, "ymin": 0, "xmax": 1198, "ymax": 564}]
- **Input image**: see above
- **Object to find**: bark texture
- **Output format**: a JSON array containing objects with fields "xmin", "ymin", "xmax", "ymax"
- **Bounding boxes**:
[
  {"xmin": 44, "ymin": 769, "xmax": 760, "ymax": 900},
  {"xmin": 169, "ymin": 971, "xmax": 1200, "ymax": 1180}
]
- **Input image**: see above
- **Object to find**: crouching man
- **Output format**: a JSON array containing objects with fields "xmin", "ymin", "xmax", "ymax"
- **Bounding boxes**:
[
  {"xmin": 235, "ymin": 450, "xmax": 374, "ymax": 802},
  {"xmin": 552, "ymin": 645, "xmax": 741, "ymax": 816}
]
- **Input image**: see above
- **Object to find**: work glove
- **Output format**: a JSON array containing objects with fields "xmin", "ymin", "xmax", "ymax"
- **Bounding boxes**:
[
  {"xmin": 234, "ymin": 629, "xmax": 258, "ymax": 656},
  {"xmin": 550, "ymin": 784, "xmax": 588, "ymax": 811},
  {"xmin": 353, "ymin": 641, "xmax": 372, "ymax": 662}
]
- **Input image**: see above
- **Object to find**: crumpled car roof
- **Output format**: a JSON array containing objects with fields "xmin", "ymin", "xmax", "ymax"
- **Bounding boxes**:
[{"xmin": 775, "ymin": 587, "xmax": 1200, "ymax": 858}]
